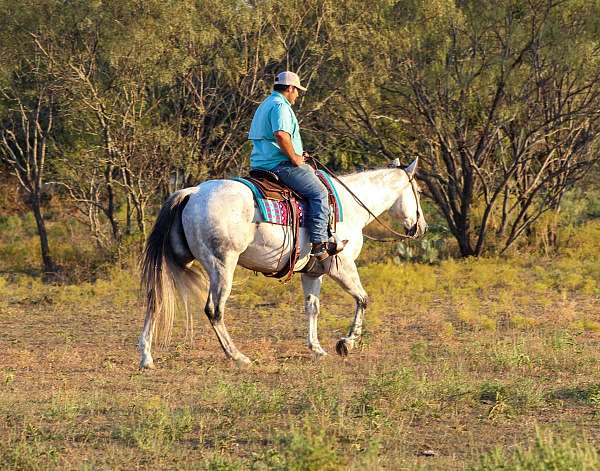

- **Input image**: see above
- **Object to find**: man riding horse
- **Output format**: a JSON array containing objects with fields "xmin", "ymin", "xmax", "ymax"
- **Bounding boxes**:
[{"xmin": 248, "ymin": 71, "xmax": 340, "ymax": 261}]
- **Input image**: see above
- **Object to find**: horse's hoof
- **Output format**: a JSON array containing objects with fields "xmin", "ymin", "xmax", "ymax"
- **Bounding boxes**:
[
  {"xmin": 235, "ymin": 355, "xmax": 252, "ymax": 367},
  {"xmin": 311, "ymin": 347, "xmax": 328, "ymax": 358},
  {"xmin": 139, "ymin": 360, "xmax": 155, "ymax": 370},
  {"xmin": 335, "ymin": 339, "xmax": 349, "ymax": 357}
]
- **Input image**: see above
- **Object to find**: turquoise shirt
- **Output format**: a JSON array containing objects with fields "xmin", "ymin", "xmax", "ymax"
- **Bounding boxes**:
[{"xmin": 248, "ymin": 91, "xmax": 303, "ymax": 170}]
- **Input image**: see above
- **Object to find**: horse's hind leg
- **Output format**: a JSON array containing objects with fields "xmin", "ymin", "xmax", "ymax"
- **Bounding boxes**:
[
  {"xmin": 203, "ymin": 253, "xmax": 251, "ymax": 366},
  {"xmin": 301, "ymin": 274, "xmax": 327, "ymax": 357},
  {"xmin": 138, "ymin": 308, "xmax": 155, "ymax": 369},
  {"xmin": 328, "ymin": 255, "xmax": 369, "ymax": 356}
]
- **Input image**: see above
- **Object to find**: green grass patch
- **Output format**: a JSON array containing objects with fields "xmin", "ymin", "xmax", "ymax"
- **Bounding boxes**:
[
  {"xmin": 114, "ymin": 397, "xmax": 195, "ymax": 453},
  {"xmin": 468, "ymin": 428, "xmax": 600, "ymax": 470}
]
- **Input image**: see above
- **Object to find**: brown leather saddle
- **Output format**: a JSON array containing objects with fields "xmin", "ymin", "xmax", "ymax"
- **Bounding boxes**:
[
  {"xmin": 246, "ymin": 169, "xmax": 300, "ymax": 200},
  {"xmin": 244, "ymin": 168, "xmax": 339, "ymax": 282}
]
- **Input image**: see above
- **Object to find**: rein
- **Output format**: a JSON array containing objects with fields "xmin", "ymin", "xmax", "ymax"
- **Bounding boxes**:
[{"xmin": 311, "ymin": 157, "xmax": 421, "ymax": 243}]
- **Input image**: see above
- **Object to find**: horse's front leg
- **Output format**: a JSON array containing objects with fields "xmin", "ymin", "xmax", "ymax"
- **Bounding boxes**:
[
  {"xmin": 301, "ymin": 273, "xmax": 327, "ymax": 357},
  {"xmin": 328, "ymin": 255, "xmax": 369, "ymax": 356}
]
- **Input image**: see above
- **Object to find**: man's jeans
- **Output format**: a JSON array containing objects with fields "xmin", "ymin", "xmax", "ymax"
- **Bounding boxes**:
[{"xmin": 271, "ymin": 161, "xmax": 329, "ymax": 243}]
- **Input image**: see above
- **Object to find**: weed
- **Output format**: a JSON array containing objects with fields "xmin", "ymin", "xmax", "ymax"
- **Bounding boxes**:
[
  {"xmin": 456, "ymin": 301, "xmax": 496, "ymax": 331},
  {"xmin": 0, "ymin": 431, "xmax": 61, "ymax": 470},
  {"xmin": 409, "ymin": 340, "xmax": 430, "ymax": 364},
  {"xmin": 468, "ymin": 428, "xmax": 600, "ymax": 470},
  {"xmin": 43, "ymin": 395, "xmax": 83, "ymax": 422},
  {"xmin": 210, "ymin": 380, "xmax": 286, "ymax": 416},
  {"xmin": 570, "ymin": 319, "xmax": 600, "ymax": 334},
  {"xmin": 115, "ymin": 399, "xmax": 194, "ymax": 453},
  {"xmin": 351, "ymin": 367, "xmax": 435, "ymax": 428},
  {"xmin": 489, "ymin": 338, "xmax": 533, "ymax": 370},
  {"xmin": 3, "ymin": 369, "xmax": 15, "ymax": 386},
  {"xmin": 254, "ymin": 423, "xmax": 345, "ymax": 471},
  {"xmin": 548, "ymin": 330, "xmax": 577, "ymax": 350},
  {"xmin": 550, "ymin": 382, "xmax": 600, "ymax": 405},
  {"xmin": 509, "ymin": 314, "xmax": 538, "ymax": 329},
  {"xmin": 479, "ymin": 379, "xmax": 545, "ymax": 418},
  {"xmin": 203, "ymin": 455, "xmax": 245, "ymax": 470}
]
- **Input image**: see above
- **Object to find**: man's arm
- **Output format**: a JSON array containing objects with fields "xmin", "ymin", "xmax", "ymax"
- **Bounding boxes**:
[{"xmin": 274, "ymin": 131, "xmax": 304, "ymax": 166}]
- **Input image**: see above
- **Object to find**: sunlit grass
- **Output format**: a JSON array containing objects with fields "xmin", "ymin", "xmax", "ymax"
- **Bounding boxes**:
[
  {"xmin": 1, "ymin": 215, "xmax": 600, "ymax": 469},
  {"xmin": 468, "ymin": 428, "xmax": 600, "ymax": 470}
]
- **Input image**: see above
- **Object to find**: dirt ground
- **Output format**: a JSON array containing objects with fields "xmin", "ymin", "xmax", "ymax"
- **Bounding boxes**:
[{"xmin": 1, "ymin": 261, "xmax": 600, "ymax": 470}]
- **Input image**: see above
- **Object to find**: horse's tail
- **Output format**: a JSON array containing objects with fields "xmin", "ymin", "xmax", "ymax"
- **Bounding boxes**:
[{"xmin": 141, "ymin": 187, "xmax": 203, "ymax": 346}]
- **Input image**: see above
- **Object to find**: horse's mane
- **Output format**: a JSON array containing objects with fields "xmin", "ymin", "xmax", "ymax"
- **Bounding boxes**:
[{"xmin": 331, "ymin": 165, "xmax": 398, "ymax": 181}]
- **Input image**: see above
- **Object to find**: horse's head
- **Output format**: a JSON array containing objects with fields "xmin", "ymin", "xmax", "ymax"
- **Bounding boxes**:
[{"xmin": 388, "ymin": 158, "xmax": 428, "ymax": 238}]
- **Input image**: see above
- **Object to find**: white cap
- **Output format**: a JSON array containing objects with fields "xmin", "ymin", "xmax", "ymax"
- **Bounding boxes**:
[{"xmin": 274, "ymin": 71, "xmax": 307, "ymax": 91}]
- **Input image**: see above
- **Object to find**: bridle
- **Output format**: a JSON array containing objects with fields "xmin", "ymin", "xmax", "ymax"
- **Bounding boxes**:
[
  {"xmin": 406, "ymin": 173, "xmax": 423, "ymax": 234},
  {"xmin": 311, "ymin": 157, "xmax": 423, "ymax": 243}
]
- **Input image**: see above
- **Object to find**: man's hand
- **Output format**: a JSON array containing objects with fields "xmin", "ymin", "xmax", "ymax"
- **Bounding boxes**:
[
  {"xmin": 290, "ymin": 153, "xmax": 305, "ymax": 166},
  {"xmin": 274, "ymin": 130, "xmax": 304, "ymax": 166}
]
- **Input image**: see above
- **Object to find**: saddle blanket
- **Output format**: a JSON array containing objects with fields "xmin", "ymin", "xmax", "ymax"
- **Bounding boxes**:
[{"xmin": 231, "ymin": 170, "xmax": 343, "ymax": 226}]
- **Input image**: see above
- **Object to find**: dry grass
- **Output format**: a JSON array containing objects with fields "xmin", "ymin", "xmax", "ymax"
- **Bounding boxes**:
[{"xmin": 1, "ymin": 222, "xmax": 600, "ymax": 469}]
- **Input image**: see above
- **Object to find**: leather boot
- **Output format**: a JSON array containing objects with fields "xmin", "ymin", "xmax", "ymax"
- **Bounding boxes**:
[{"xmin": 311, "ymin": 242, "xmax": 329, "ymax": 261}]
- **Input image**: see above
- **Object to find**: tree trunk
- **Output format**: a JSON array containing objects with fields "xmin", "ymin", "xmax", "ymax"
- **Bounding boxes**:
[
  {"xmin": 30, "ymin": 195, "xmax": 56, "ymax": 276},
  {"xmin": 104, "ymin": 164, "xmax": 120, "ymax": 242},
  {"xmin": 455, "ymin": 228, "xmax": 475, "ymax": 257},
  {"xmin": 125, "ymin": 194, "xmax": 132, "ymax": 236}
]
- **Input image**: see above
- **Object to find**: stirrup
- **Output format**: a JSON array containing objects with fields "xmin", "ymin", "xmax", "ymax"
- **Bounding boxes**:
[{"xmin": 311, "ymin": 243, "xmax": 330, "ymax": 261}]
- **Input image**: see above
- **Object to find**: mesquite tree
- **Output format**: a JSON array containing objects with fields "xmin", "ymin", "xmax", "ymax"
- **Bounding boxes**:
[
  {"xmin": 3, "ymin": 0, "xmax": 600, "ymax": 265},
  {"xmin": 0, "ymin": 86, "xmax": 57, "ymax": 275},
  {"xmin": 321, "ymin": 0, "xmax": 600, "ymax": 256}
]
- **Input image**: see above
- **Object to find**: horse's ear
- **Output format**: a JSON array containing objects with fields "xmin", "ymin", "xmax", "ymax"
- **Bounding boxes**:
[{"xmin": 404, "ymin": 157, "xmax": 418, "ymax": 178}]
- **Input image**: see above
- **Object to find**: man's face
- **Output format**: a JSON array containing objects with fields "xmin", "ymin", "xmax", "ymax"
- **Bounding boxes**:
[{"xmin": 288, "ymin": 86, "xmax": 300, "ymax": 105}]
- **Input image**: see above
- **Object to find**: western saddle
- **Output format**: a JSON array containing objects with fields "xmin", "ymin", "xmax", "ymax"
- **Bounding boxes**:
[{"xmin": 244, "ymin": 168, "xmax": 340, "ymax": 282}]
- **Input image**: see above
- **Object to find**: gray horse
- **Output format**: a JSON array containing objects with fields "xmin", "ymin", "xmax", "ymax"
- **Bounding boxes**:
[{"xmin": 139, "ymin": 158, "xmax": 427, "ymax": 368}]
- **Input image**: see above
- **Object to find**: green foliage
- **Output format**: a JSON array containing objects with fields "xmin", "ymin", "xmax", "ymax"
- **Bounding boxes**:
[
  {"xmin": 254, "ymin": 423, "xmax": 345, "ymax": 471},
  {"xmin": 469, "ymin": 429, "xmax": 600, "ymax": 470},
  {"xmin": 479, "ymin": 379, "xmax": 545, "ymax": 418},
  {"xmin": 2, "ymin": 4, "xmax": 600, "ymax": 467},
  {"xmin": 43, "ymin": 397, "xmax": 83, "ymax": 422},
  {"xmin": 0, "ymin": 433, "xmax": 61, "ymax": 471},
  {"xmin": 203, "ymin": 455, "xmax": 245, "ymax": 471},
  {"xmin": 115, "ymin": 398, "xmax": 194, "ymax": 453},
  {"xmin": 2, "ymin": 0, "xmax": 600, "ymax": 269},
  {"xmin": 280, "ymin": 426, "xmax": 343, "ymax": 471},
  {"xmin": 210, "ymin": 380, "xmax": 286, "ymax": 416},
  {"xmin": 350, "ymin": 367, "xmax": 442, "ymax": 427},
  {"xmin": 395, "ymin": 235, "xmax": 447, "ymax": 264}
]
